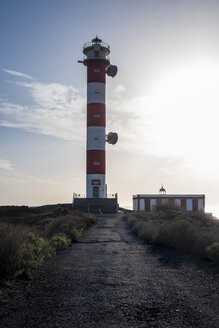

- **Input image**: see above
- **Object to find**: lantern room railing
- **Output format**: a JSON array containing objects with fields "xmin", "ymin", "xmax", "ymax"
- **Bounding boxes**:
[
  {"xmin": 83, "ymin": 55, "xmax": 110, "ymax": 61},
  {"xmin": 83, "ymin": 41, "xmax": 110, "ymax": 50}
]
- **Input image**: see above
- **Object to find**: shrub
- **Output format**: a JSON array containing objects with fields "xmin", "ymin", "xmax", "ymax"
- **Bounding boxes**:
[
  {"xmin": 17, "ymin": 232, "xmax": 52, "ymax": 274},
  {"xmin": 70, "ymin": 227, "xmax": 83, "ymax": 242},
  {"xmin": 45, "ymin": 213, "xmax": 95, "ymax": 241},
  {"xmin": 205, "ymin": 243, "xmax": 219, "ymax": 263},
  {"xmin": 124, "ymin": 210, "xmax": 219, "ymax": 263},
  {"xmin": 0, "ymin": 210, "xmax": 96, "ymax": 280},
  {"xmin": 50, "ymin": 235, "xmax": 70, "ymax": 251},
  {"xmin": 0, "ymin": 225, "xmax": 52, "ymax": 279},
  {"xmin": 154, "ymin": 219, "xmax": 199, "ymax": 252},
  {"xmin": 0, "ymin": 223, "xmax": 28, "ymax": 279}
]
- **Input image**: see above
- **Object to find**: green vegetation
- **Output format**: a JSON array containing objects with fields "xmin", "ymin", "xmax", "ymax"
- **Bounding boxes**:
[
  {"xmin": 205, "ymin": 242, "xmax": 219, "ymax": 262},
  {"xmin": 124, "ymin": 205, "xmax": 219, "ymax": 264},
  {"xmin": 0, "ymin": 209, "xmax": 96, "ymax": 280}
]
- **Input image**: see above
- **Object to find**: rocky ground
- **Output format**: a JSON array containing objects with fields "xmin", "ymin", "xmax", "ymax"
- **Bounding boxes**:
[{"xmin": 0, "ymin": 214, "xmax": 218, "ymax": 328}]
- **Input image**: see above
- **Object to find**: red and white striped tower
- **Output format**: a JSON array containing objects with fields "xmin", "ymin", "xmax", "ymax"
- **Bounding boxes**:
[{"xmin": 80, "ymin": 36, "xmax": 118, "ymax": 198}]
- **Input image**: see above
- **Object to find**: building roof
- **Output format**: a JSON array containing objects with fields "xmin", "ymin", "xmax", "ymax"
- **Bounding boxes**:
[{"xmin": 133, "ymin": 194, "xmax": 205, "ymax": 198}]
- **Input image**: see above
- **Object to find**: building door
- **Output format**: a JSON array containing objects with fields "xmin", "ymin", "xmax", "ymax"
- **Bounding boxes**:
[{"xmin": 93, "ymin": 186, "xmax": 100, "ymax": 198}]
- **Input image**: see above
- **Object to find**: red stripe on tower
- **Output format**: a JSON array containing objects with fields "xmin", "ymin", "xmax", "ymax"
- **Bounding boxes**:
[
  {"xmin": 87, "ymin": 60, "xmax": 106, "ymax": 84},
  {"xmin": 87, "ymin": 150, "xmax": 105, "ymax": 174},
  {"xmin": 87, "ymin": 103, "xmax": 105, "ymax": 127}
]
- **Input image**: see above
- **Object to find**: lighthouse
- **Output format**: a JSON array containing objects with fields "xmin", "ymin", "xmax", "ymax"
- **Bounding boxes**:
[{"xmin": 79, "ymin": 36, "xmax": 118, "ymax": 199}]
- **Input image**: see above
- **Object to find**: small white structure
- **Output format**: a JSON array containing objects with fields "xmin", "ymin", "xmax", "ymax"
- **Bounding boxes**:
[{"xmin": 133, "ymin": 186, "xmax": 205, "ymax": 212}]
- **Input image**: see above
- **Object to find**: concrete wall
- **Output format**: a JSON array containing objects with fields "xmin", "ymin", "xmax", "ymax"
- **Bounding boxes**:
[{"xmin": 73, "ymin": 198, "xmax": 118, "ymax": 214}]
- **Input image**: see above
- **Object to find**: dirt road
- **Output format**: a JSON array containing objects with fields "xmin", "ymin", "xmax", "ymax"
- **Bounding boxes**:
[{"xmin": 1, "ymin": 215, "xmax": 218, "ymax": 327}]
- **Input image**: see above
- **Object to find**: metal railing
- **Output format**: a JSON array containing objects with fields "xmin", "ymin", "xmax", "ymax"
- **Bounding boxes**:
[
  {"xmin": 107, "ymin": 194, "xmax": 117, "ymax": 199},
  {"xmin": 73, "ymin": 193, "xmax": 117, "ymax": 199},
  {"xmin": 83, "ymin": 41, "xmax": 110, "ymax": 50},
  {"xmin": 83, "ymin": 55, "xmax": 110, "ymax": 61},
  {"xmin": 73, "ymin": 193, "xmax": 85, "ymax": 199}
]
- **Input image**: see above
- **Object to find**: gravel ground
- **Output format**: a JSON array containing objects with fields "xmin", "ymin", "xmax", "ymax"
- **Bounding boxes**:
[{"xmin": 0, "ymin": 214, "xmax": 218, "ymax": 328}]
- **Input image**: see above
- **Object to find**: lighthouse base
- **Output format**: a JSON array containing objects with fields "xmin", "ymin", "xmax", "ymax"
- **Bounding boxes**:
[{"xmin": 72, "ymin": 195, "xmax": 118, "ymax": 214}]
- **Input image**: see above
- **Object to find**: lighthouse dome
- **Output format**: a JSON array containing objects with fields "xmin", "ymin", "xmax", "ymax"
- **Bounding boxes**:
[{"xmin": 159, "ymin": 185, "xmax": 166, "ymax": 194}]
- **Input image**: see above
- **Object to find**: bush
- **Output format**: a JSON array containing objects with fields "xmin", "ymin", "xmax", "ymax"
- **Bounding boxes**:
[
  {"xmin": 124, "ymin": 209, "xmax": 219, "ymax": 263},
  {"xmin": 0, "ymin": 225, "xmax": 52, "ymax": 279},
  {"xmin": 17, "ymin": 232, "xmax": 52, "ymax": 274},
  {"xmin": 50, "ymin": 235, "xmax": 70, "ymax": 251},
  {"xmin": 0, "ymin": 223, "xmax": 28, "ymax": 278},
  {"xmin": 0, "ymin": 210, "xmax": 96, "ymax": 280},
  {"xmin": 45, "ymin": 213, "xmax": 95, "ymax": 241},
  {"xmin": 205, "ymin": 243, "xmax": 219, "ymax": 263}
]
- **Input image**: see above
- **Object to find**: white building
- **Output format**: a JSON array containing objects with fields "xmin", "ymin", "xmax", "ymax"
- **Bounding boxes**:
[{"xmin": 133, "ymin": 186, "xmax": 205, "ymax": 212}]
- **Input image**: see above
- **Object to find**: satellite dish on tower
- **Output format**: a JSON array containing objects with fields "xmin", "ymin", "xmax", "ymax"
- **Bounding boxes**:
[
  {"xmin": 106, "ymin": 65, "xmax": 118, "ymax": 77},
  {"xmin": 106, "ymin": 132, "xmax": 118, "ymax": 145}
]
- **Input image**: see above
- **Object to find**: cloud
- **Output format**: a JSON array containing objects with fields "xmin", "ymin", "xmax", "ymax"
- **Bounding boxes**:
[
  {"xmin": 0, "ymin": 101, "xmax": 85, "ymax": 142},
  {"xmin": 107, "ymin": 95, "xmax": 153, "ymax": 152},
  {"xmin": 2, "ymin": 68, "xmax": 34, "ymax": 80},
  {"xmin": 13, "ymin": 80, "xmax": 82, "ymax": 110},
  {"xmin": 0, "ymin": 159, "xmax": 13, "ymax": 171},
  {"xmin": 113, "ymin": 84, "xmax": 126, "ymax": 98},
  {"xmin": 1, "ymin": 68, "xmax": 148, "ymax": 148},
  {"xmin": 0, "ymin": 79, "xmax": 85, "ymax": 141},
  {"xmin": 0, "ymin": 74, "xmax": 148, "ymax": 147}
]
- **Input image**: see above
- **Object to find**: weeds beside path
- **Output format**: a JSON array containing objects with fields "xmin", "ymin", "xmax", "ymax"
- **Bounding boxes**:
[
  {"xmin": 0, "ymin": 209, "xmax": 96, "ymax": 281},
  {"xmin": 124, "ymin": 206, "xmax": 219, "ymax": 264}
]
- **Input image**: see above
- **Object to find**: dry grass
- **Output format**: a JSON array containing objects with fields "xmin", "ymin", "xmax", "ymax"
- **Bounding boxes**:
[
  {"xmin": 124, "ymin": 205, "xmax": 219, "ymax": 264},
  {"xmin": 0, "ymin": 209, "xmax": 96, "ymax": 280},
  {"xmin": 45, "ymin": 211, "xmax": 96, "ymax": 241}
]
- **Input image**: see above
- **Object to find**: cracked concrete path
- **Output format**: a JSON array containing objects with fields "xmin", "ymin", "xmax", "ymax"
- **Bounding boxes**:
[{"xmin": 0, "ymin": 214, "xmax": 219, "ymax": 327}]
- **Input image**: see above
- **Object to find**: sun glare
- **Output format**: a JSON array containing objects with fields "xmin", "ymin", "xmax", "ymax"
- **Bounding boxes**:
[{"xmin": 145, "ymin": 62, "xmax": 219, "ymax": 180}]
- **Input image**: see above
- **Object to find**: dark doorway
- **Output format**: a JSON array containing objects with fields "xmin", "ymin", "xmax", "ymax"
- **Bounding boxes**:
[{"xmin": 93, "ymin": 186, "xmax": 99, "ymax": 198}]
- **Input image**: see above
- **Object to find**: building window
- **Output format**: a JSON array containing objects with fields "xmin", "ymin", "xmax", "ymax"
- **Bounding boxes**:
[
  {"xmin": 186, "ymin": 199, "xmax": 193, "ymax": 211},
  {"xmin": 174, "ymin": 199, "xmax": 181, "ymax": 207},
  {"xmin": 133, "ymin": 199, "xmax": 138, "ymax": 211},
  {"xmin": 150, "ymin": 199, "xmax": 157, "ymax": 210},
  {"xmin": 139, "ymin": 199, "xmax": 145, "ymax": 211},
  {"xmin": 198, "ymin": 199, "xmax": 204, "ymax": 211}
]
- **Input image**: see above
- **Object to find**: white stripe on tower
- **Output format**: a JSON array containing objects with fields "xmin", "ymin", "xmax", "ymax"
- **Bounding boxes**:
[
  {"xmin": 87, "ymin": 82, "xmax": 105, "ymax": 104},
  {"xmin": 87, "ymin": 126, "xmax": 105, "ymax": 151}
]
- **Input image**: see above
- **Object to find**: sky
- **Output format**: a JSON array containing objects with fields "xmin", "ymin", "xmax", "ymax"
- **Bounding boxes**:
[{"xmin": 1, "ymin": 0, "xmax": 219, "ymax": 216}]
